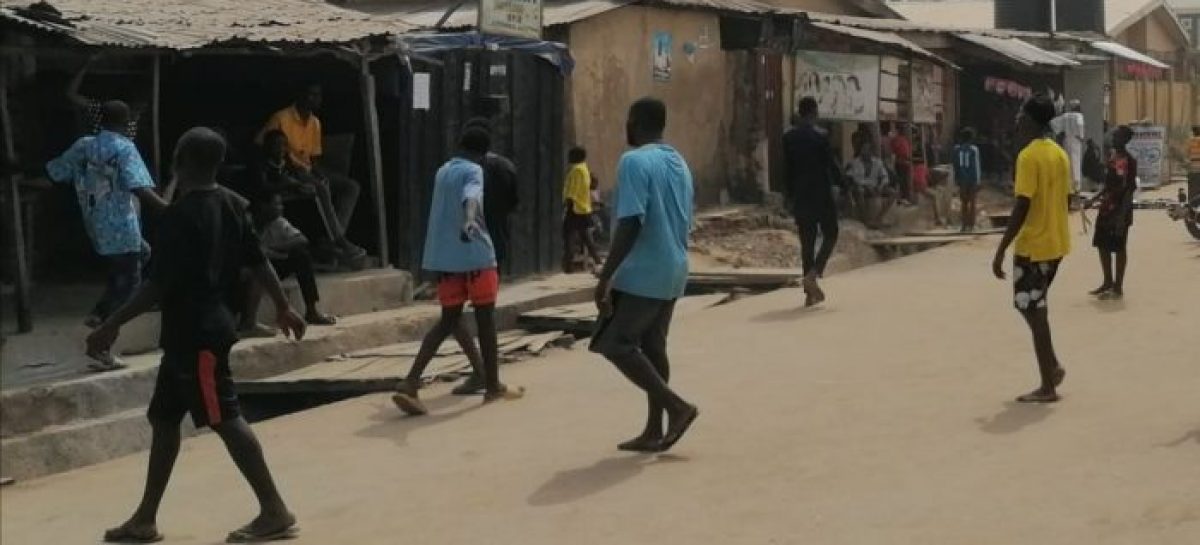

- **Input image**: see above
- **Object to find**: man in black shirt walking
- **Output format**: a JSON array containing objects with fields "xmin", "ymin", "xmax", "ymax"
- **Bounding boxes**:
[
  {"xmin": 88, "ymin": 127, "xmax": 305, "ymax": 544},
  {"xmin": 782, "ymin": 97, "xmax": 843, "ymax": 306}
]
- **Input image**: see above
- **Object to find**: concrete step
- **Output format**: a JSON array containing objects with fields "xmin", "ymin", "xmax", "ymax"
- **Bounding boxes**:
[
  {"xmin": 0, "ymin": 274, "xmax": 595, "ymax": 481},
  {"xmin": 0, "ymin": 268, "xmax": 414, "ymax": 392},
  {"xmin": 0, "ymin": 408, "xmax": 205, "ymax": 481},
  {"xmin": 114, "ymin": 268, "xmax": 415, "ymax": 357}
]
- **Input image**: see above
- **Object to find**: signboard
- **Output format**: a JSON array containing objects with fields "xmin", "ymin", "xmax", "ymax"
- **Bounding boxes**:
[
  {"xmin": 1127, "ymin": 125, "xmax": 1166, "ymax": 187},
  {"xmin": 911, "ymin": 62, "xmax": 942, "ymax": 124},
  {"xmin": 479, "ymin": 0, "xmax": 543, "ymax": 40},
  {"xmin": 794, "ymin": 51, "xmax": 879, "ymax": 122}
]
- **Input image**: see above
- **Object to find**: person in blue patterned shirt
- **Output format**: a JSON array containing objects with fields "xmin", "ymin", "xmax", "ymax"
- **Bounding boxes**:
[{"xmin": 47, "ymin": 101, "xmax": 168, "ymax": 349}]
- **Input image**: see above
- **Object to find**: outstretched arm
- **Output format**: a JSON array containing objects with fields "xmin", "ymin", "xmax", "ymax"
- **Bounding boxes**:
[
  {"xmin": 252, "ymin": 262, "xmax": 306, "ymax": 340},
  {"xmin": 66, "ymin": 56, "xmax": 97, "ymax": 109}
]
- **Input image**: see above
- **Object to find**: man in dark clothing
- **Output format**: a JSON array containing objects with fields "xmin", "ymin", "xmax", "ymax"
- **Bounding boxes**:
[
  {"xmin": 87, "ymin": 127, "xmax": 303, "ymax": 544},
  {"xmin": 782, "ymin": 96, "xmax": 842, "ymax": 307}
]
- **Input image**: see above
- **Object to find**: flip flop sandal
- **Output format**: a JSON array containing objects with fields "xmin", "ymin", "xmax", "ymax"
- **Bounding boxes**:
[
  {"xmin": 392, "ymin": 392, "xmax": 428, "ymax": 416},
  {"xmin": 103, "ymin": 525, "xmax": 164, "ymax": 543},
  {"xmin": 226, "ymin": 525, "xmax": 299, "ymax": 543},
  {"xmin": 483, "ymin": 385, "xmax": 526, "ymax": 404},
  {"xmin": 87, "ymin": 353, "xmax": 128, "ymax": 373},
  {"xmin": 1016, "ymin": 392, "xmax": 1060, "ymax": 404}
]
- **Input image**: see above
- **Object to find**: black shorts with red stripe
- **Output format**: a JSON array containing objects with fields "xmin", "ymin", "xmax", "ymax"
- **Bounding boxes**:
[{"xmin": 148, "ymin": 345, "xmax": 240, "ymax": 428}]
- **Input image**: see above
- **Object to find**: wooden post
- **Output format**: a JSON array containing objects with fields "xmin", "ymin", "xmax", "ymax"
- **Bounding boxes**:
[
  {"xmin": 150, "ymin": 54, "xmax": 163, "ymax": 188},
  {"xmin": 360, "ymin": 56, "xmax": 389, "ymax": 266},
  {"xmin": 0, "ymin": 66, "xmax": 33, "ymax": 333}
]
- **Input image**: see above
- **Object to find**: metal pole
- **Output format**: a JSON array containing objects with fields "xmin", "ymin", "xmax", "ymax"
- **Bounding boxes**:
[
  {"xmin": 360, "ymin": 56, "xmax": 389, "ymax": 266},
  {"xmin": 0, "ymin": 66, "xmax": 33, "ymax": 333}
]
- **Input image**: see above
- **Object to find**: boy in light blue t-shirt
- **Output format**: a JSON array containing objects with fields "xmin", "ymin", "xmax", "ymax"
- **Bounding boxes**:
[
  {"xmin": 591, "ymin": 98, "xmax": 699, "ymax": 454},
  {"xmin": 953, "ymin": 127, "xmax": 983, "ymax": 232}
]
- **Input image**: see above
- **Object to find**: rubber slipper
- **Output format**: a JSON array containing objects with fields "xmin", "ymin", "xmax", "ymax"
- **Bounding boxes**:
[
  {"xmin": 392, "ymin": 392, "xmax": 428, "ymax": 416},
  {"xmin": 1016, "ymin": 391, "xmax": 1060, "ymax": 404},
  {"xmin": 103, "ymin": 525, "xmax": 163, "ymax": 543},
  {"xmin": 226, "ymin": 525, "xmax": 298, "ymax": 543}
]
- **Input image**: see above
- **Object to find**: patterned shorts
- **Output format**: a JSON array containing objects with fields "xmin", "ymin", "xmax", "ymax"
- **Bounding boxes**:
[{"xmin": 1013, "ymin": 257, "xmax": 1061, "ymax": 312}]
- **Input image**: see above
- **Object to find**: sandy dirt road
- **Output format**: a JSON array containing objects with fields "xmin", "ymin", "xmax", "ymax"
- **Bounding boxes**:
[{"xmin": 2, "ymin": 212, "xmax": 1197, "ymax": 545}]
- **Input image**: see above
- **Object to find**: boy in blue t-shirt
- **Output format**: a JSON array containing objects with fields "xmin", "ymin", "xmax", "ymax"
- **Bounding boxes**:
[
  {"xmin": 590, "ymin": 98, "xmax": 699, "ymax": 453},
  {"xmin": 953, "ymin": 127, "xmax": 983, "ymax": 232}
]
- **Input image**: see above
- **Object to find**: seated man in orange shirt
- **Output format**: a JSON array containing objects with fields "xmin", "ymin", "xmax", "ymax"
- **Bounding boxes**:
[{"xmin": 258, "ymin": 83, "xmax": 365, "ymax": 261}]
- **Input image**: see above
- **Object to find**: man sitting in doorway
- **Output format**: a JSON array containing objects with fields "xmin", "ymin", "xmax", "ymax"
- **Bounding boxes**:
[
  {"xmin": 257, "ymin": 82, "xmax": 365, "ymax": 263},
  {"xmin": 844, "ymin": 139, "xmax": 895, "ymax": 229}
]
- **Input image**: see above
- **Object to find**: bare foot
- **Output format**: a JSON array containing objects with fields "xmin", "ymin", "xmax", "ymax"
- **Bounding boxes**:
[{"xmin": 656, "ymin": 404, "xmax": 699, "ymax": 452}]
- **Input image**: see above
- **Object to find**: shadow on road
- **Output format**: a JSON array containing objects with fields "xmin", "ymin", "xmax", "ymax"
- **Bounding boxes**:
[
  {"xmin": 1161, "ymin": 428, "xmax": 1200, "ymax": 448},
  {"xmin": 751, "ymin": 305, "xmax": 835, "ymax": 323},
  {"xmin": 1089, "ymin": 298, "xmax": 1128, "ymax": 313},
  {"xmin": 353, "ymin": 394, "xmax": 483, "ymax": 446},
  {"xmin": 528, "ymin": 454, "xmax": 685, "ymax": 506},
  {"xmin": 975, "ymin": 401, "xmax": 1054, "ymax": 434}
]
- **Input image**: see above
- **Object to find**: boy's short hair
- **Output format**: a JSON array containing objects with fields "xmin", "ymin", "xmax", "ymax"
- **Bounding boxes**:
[
  {"xmin": 175, "ymin": 127, "xmax": 227, "ymax": 173},
  {"xmin": 959, "ymin": 127, "xmax": 975, "ymax": 142},
  {"xmin": 568, "ymin": 146, "xmax": 587, "ymax": 164},
  {"xmin": 1022, "ymin": 94, "xmax": 1057, "ymax": 127},
  {"xmin": 798, "ymin": 96, "xmax": 818, "ymax": 118},
  {"xmin": 459, "ymin": 127, "xmax": 491, "ymax": 155}
]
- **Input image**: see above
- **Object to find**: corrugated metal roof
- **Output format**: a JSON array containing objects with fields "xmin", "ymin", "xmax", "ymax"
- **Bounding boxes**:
[
  {"xmin": 365, "ymin": 0, "xmax": 780, "ymax": 30},
  {"xmin": 1092, "ymin": 39, "xmax": 1172, "ymax": 67},
  {"xmin": 808, "ymin": 10, "xmax": 1071, "ymax": 38},
  {"xmin": 809, "ymin": 21, "xmax": 960, "ymax": 68},
  {"xmin": 0, "ymin": 0, "xmax": 412, "ymax": 50},
  {"xmin": 368, "ymin": 0, "xmax": 631, "ymax": 29},
  {"xmin": 954, "ymin": 32, "xmax": 1080, "ymax": 66},
  {"xmin": 890, "ymin": 0, "xmax": 1189, "ymax": 41}
]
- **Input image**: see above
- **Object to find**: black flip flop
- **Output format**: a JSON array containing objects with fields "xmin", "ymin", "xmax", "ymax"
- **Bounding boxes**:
[
  {"xmin": 226, "ymin": 524, "xmax": 298, "ymax": 543},
  {"xmin": 103, "ymin": 525, "xmax": 163, "ymax": 543}
]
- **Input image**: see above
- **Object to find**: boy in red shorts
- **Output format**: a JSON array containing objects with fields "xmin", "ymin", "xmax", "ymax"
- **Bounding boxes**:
[{"xmin": 392, "ymin": 127, "xmax": 523, "ymax": 415}]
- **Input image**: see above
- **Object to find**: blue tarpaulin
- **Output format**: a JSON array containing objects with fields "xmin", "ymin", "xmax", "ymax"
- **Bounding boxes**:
[{"xmin": 400, "ymin": 32, "xmax": 574, "ymax": 75}]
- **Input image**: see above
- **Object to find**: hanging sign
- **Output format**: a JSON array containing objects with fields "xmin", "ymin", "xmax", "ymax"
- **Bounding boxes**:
[{"xmin": 479, "ymin": 0, "xmax": 543, "ymax": 40}]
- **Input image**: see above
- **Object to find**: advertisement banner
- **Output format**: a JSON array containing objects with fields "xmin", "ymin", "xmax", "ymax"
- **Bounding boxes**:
[
  {"xmin": 911, "ymin": 62, "xmax": 942, "ymax": 124},
  {"xmin": 479, "ymin": 0, "xmax": 543, "ymax": 40},
  {"xmin": 793, "ymin": 51, "xmax": 880, "ymax": 122},
  {"xmin": 1127, "ymin": 125, "xmax": 1166, "ymax": 187}
]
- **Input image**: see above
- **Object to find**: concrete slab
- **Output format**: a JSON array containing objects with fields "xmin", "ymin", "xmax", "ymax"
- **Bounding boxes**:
[
  {"xmin": 1, "ymin": 268, "xmax": 415, "ymax": 390},
  {"xmin": 0, "ymin": 274, "xmax": 594, "ymax": 480},
  {"xmin": 1, "ymin": 213, "xmax": 1195, "ymax": 544}
]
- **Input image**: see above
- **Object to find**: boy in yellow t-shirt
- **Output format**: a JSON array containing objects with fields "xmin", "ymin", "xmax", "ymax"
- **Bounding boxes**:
[
  {"xmin": 562, "ymin": 146, "xmax": 601, "ymax": 272},
  {"xmin": 992, "ymin": 94, "xmax": 1071, "ymax": 404}
]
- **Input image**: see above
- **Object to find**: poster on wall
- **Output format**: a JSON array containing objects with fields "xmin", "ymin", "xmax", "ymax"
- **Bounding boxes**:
[
  {"xmin": 911, "ymin": 62, "xmax": 943, "ymax": 124},
  {"xmin": 879, "ymin": 57, "xmax": 902, "ymax": 118},
  {"xmin": 1127, "ymin": 125, "xmax": 1166, "ymax": 187},
  {"xmin": 794, "ymin": 51, "xmax": 879, "ymax": 122},
  {"xmin": 652, "ymin": 31, "xmax": 672, "ymax": 82}
]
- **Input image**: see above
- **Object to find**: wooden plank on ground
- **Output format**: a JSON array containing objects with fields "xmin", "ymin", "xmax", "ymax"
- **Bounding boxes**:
[
  {"xmin": 868, "ymin": 236, "xmax": 965, "ymax": 247},
  {"xmin": 905, "ymin": 227, "xmax": 1004, "ymax": 237}
]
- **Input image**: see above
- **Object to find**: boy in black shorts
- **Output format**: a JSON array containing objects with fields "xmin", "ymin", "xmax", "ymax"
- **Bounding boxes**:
[
  {"xmin": 87, "ymin": 127, "xmax": 305, "ymax": 543},
  {"xmin": 991, "ymin": 95, "xmax": 1072, "ymax": 403}
]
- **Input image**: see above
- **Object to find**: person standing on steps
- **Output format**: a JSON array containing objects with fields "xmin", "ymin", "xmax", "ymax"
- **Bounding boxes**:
[
  {"xmin": 782, "ymin": 97, "xmax": 843, "ymax": 307},
  {"xmin": 391, "ymin": 127, "xmax": 524, "ymax": 416},
  {"xmin": 46, "ymin": 100, "xmax": 169, "ymax": 372},
  {"xmin": 991, "ymin": 94, "xmax": 1071, "ymax": 404},
  {"xmin": 1085, "ymin": 125, "xmax": 1137, "ymax": 300},
  {"xmin": 87, "ymin": 127, "xmax": 303, "ymax": 543},
  {"xmin": 591, "ymin": 97, "xmax": 699, "ymax": 453}
]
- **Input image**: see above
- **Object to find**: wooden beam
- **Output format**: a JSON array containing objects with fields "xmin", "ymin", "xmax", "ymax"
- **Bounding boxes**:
[
  {"xmin": 0, "ymin": 67, "xmax": 33, "ymax": 333},
  {"xmin": 360, "ymin": 57, "xmax": 389, "ymax": 265},
  {"xmin": 150, "ymin": 54, "xmax": 163, "ymax": 188}
]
